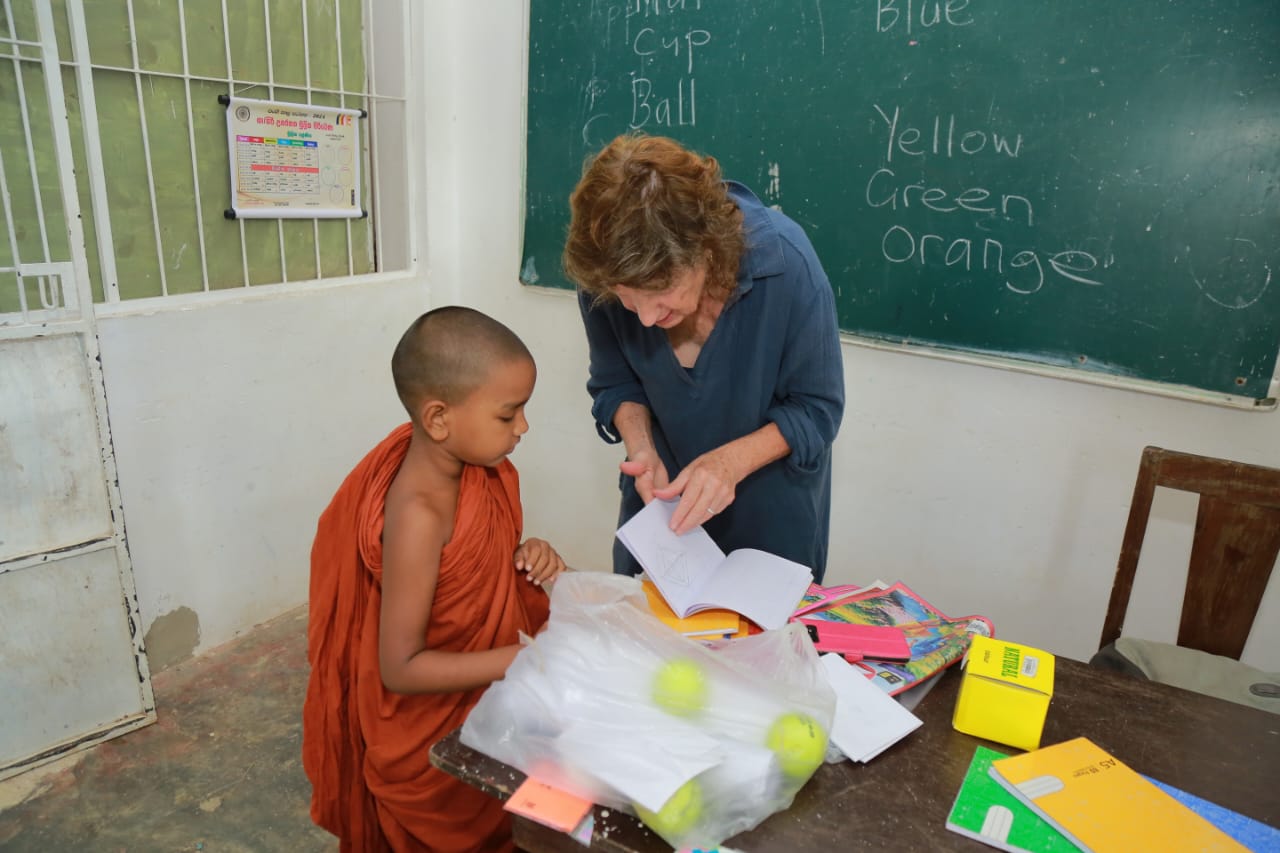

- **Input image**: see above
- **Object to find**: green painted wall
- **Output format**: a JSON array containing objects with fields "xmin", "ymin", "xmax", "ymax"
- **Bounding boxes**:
[{"xmin": 0, "ymin": 0, "xmax": 373, "ymax": 314}]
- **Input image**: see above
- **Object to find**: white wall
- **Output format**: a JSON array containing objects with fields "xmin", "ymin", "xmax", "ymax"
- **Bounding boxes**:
[
  {"xmin": 98, "ymin": 1, "xmax": 1278, "ymax": 672},
  {"xmin": 417, "ymin": 2, "xmax": 1280, "ymax": 669},
  {"xmin": 99, "ymin": 279, "xmax": 426, "ymax": 655}
]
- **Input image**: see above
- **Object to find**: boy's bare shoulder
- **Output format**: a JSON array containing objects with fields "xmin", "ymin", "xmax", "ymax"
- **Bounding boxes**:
[{"xmin": 385, "ymin": 458, "xmax": 458, "ymax": 547}]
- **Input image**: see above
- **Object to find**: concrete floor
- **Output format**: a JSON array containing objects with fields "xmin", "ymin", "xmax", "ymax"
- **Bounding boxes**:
[{"xmin": 0, "ymin": 605, "xmax": 335, "ymax": 852}]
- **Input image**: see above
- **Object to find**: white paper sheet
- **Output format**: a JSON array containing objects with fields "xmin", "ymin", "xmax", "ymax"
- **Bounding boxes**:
[{"xmin": 820, "ymin": 653, "xmax": 922, "ymax": 762}]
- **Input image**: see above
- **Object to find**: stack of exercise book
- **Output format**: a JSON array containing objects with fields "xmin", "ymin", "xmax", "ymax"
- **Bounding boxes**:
[
  {"xmin": 791, "ymin": 581, "xmax": 994, "ymax": 697},
  {"xmin": 947, "ymin": 739, "xmax": 1278, "ymax": 852},
  {"xmin": 640, "ymin": 579, "xmax": 747, "ymax": 640}
]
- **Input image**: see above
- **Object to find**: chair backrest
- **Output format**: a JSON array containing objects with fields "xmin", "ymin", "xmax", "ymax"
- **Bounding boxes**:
[{"xmin": 1099, "ymin": 446, "xmax": 1280, "ymax": 660}]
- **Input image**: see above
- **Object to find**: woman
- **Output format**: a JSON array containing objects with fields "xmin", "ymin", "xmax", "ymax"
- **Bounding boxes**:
[{"xmin": 564, "ymin": 134, "xmax": 845, "ymax": 583}]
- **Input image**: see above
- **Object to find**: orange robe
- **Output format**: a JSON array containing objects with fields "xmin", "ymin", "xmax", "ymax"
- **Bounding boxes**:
[{"xmin": 303, "ymin": 423, "xmax": 550, "ymax": 852}]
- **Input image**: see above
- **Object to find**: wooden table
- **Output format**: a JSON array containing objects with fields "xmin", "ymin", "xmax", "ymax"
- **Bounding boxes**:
[{"xmin": 430, "ymin": 656, "xmax": 1279, "ymax": 851}]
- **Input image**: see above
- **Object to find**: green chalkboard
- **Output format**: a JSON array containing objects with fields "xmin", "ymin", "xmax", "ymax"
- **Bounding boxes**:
[{"xmin": 522, "ymin": 1, "xmax": 1280, "ymax": 402}]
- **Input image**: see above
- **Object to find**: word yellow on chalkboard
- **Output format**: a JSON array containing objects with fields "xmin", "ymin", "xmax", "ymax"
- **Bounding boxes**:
[{"xmin": 523, "ymin": 0, "xmax": 1280, "ymax": 403}]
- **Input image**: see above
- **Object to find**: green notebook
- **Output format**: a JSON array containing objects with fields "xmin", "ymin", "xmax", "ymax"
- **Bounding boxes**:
[{"xmin": 946, "ymin": 746, "xmax": 1077, "ymax": 853}]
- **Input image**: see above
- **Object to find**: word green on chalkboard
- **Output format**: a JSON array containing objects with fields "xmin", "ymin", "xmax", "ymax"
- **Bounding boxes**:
[{"xmin": 523, "ymin": 0, "xmax": 1280, "ymax": 402}]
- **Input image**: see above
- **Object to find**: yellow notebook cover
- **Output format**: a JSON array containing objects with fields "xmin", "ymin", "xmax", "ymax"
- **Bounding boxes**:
[
  {"xmin": 642, "ymin": 580, "xmax": 743, "ymax": 637},
  {"xmin": 989, "ymin": 737, "xmax": 1246, "ymax": 852}
]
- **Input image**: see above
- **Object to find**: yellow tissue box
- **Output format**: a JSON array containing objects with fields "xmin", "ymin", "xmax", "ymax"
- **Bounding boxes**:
[{"xmin": 952, "ymin": 634, "xmax": 1055, "ymax": 751}]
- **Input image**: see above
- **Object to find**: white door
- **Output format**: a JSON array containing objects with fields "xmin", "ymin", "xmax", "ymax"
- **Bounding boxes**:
[{"xmin": 0, "ymin": 3, "xmax": 155, "ymax": 781}]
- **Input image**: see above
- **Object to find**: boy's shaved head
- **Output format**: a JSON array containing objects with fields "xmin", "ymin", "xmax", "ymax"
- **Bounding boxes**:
[{"xmin": 392, "ymin": 306, "xmax": 533, "ymax": 418}]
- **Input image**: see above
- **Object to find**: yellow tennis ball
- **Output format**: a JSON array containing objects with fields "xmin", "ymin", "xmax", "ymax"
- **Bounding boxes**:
[
  {"xmin": 652, "ymin": 657, "xmax": 708, "ymax": 717},
  {"xmin": 766, "ymin": 712, "xmax": 828, "ymax": 778},
  {"xmin": 633, "ymin": 778, "xmax": 703, "ymax": 838}
]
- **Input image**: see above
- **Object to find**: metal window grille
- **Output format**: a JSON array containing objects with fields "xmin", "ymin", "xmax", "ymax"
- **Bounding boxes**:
[{"xmin": 0, "ymin": 0, "xmax": 410, "ymax": 315}]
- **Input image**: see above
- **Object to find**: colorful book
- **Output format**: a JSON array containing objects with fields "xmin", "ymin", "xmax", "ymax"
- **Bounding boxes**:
[
  {"xmin": 792, "ymin": 581, "xmax": 879, "ymax": 616},
  {"xmin": 1147, "ymin": 778, "xmax": 1280, "ymax": 852},
  {"xmin": 797, "ymin": 582, "xmax": 993, "ymax": 696},
  {"xmin": 641, "ymin": 580, "xmax": 744, "ymax": 638},
  {"xmin": 947, "ymin": 746, "xmax": 1079, "ymax": 852},
  {"xmin": 988, "ymin": 737, "xmax": 1248, "ymax": 852},
  {"xmin": 951, "ymin": 746, "xmax": 1279, "ymax": 853},
  {"xmin": 800, "ymin": 581, "xmax": 987, "ymax": 630}
]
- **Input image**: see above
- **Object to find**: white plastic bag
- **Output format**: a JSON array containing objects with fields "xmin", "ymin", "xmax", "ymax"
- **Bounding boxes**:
[{"xmin": 460, "ymin": 572, "xmax": 836, "ymax": 850}]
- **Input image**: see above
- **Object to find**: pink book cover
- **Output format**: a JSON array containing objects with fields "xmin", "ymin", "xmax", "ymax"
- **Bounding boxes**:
[
  {"xmin": 797, "ymin": 618, "xmax": 912, "ymax": 661},
  {"xmin": 796, "ymin": 582, "xmax": 994, "ymax": 696}
]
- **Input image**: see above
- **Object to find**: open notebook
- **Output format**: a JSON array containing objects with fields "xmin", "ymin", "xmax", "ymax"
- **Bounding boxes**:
[{"xmin": 616, "ymin": 498, "xmax": 812, "ymax": 630}]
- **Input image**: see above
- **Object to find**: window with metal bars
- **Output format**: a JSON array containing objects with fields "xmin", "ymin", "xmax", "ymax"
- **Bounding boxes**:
[{"xmin": 0, "ymin": 0, "xmax": 409, "ymax": 314}]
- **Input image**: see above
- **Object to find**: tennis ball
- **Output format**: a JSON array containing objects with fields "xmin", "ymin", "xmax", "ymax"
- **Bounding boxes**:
[
  {"xmin": 633, "ymin": 778, "xmax": 703, "ymax": 838},
  {"xmin": 652, "ymin": 657, "xmax": 708, "ymax": 717},
  {"xmin": 766, "ymin": 712, "xmax": 828, "ymax": 779}
]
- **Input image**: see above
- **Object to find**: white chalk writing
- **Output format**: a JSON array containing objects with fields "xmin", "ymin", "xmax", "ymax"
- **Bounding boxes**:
[
  {"xmin": 633, "ymin": 26, "xmax": 710, "ymax": 74},
  {"xmin": 868, "ymin": 91, "xmax": 1107, "ymax": 293},
  {"xmin": 880, "ymin": 225, "xmax": 1103, "ymax": 295},
  {"xmin": 876, "ymin": 0, "xmax": 974, "ymax": 35},
  {"xmin": 865, "ymin": 167, "xmax": 1033, "ymax": 226},
  {"xmin": 630, "ymin": 74, "xmax": 697, "ymax": 127},
  {"xmin": 582, "ymin": 1, "xmax": 708, "ymax": 135},
  {"xmin": 873, "ymin": 105, "xmax": 1023, "ymax": 164}
]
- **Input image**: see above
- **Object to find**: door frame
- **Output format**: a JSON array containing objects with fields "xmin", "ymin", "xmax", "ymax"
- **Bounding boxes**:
[{"xmin": 0, "ymin": 1, "xmax": 155, "ymax": 781}]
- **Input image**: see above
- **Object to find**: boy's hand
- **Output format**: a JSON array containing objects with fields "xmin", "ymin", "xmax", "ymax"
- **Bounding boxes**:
[{"xmin": 513, "ymin": 538, "xmax": 566, "ymax": 586}]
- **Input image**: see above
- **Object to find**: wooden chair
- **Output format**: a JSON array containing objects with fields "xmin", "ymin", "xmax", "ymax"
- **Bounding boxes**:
[{"xmin": 1099, "ymin": 446, "xmax": 1280, "ymax": 660}]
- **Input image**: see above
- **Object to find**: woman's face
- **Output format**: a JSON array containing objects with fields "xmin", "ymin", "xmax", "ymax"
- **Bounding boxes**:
[{"xmin": 613, "ymin": 265, "xmax": 707, "ymax": 329}]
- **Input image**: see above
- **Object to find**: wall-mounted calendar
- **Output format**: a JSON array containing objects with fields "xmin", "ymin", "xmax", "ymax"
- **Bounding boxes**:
[{"xmin": 223, "ymin": 96, "xmax": 365, "ymax": 220}]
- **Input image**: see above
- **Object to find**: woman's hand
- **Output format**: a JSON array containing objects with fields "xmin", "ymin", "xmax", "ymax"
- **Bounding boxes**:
[
  {"xmin": 619, "ymin": 448, "xmax": 670, "ymax": 504},
  {"xmin": 514, "ymin": 538, "xmax": 567, "ymax": 586},
  {"xmin": 653, "ymin": 446, "xmax": 743, "ymax": 535}
]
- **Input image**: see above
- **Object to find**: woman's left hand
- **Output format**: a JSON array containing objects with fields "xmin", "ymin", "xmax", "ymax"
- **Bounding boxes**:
[{"xmin": 653, "ymin": 447, "xmax": 742, "ymax": 536}]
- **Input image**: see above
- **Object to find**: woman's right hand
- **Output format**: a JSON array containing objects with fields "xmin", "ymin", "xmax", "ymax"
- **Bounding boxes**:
[{"xmin": 619, "ymin": 448, "xmax": 670, "ymax": 504}]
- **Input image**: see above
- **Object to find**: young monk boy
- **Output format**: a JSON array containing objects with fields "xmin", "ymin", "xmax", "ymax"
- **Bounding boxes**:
[{"xmin": 303, "ymin": 306, "xmax": 566, "ymax": 852}]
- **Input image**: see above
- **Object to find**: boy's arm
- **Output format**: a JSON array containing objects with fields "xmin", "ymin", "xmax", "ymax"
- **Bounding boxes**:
[{"xmin": 378, "ymin": 496, "xmax": 522, "ymax": 695}]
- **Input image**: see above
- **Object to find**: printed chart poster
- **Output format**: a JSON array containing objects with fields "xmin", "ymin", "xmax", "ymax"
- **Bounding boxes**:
[{"xmin": 224, "ymin": 96, "xmax": 364, "ymax": 219}]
